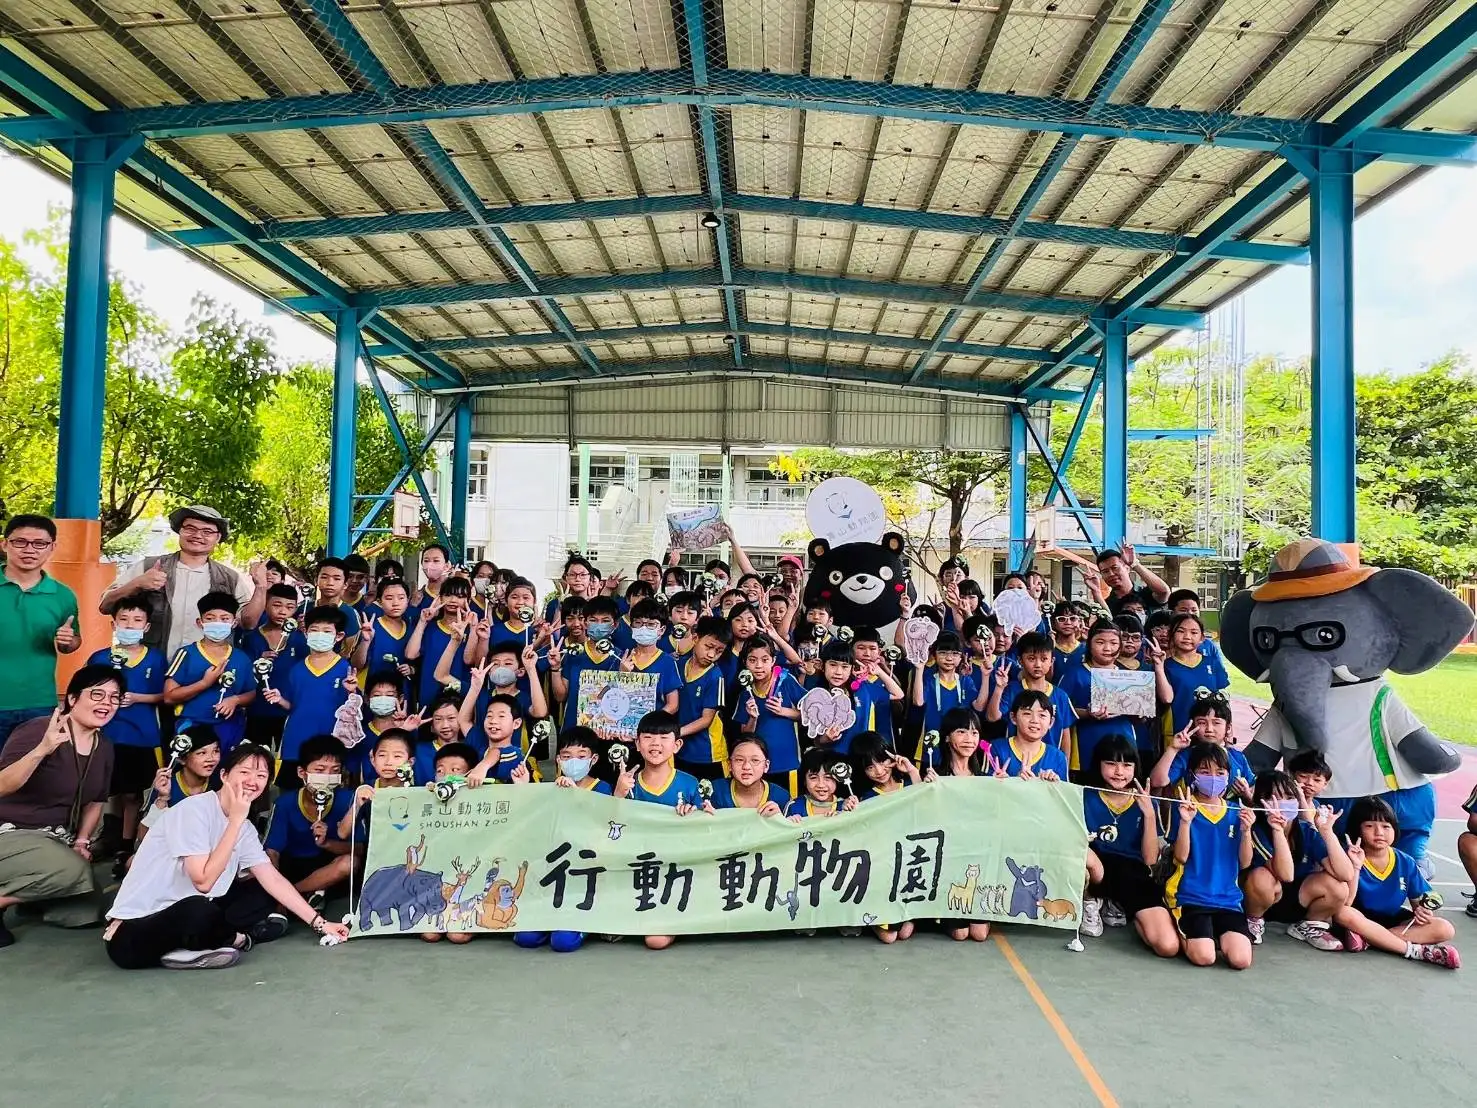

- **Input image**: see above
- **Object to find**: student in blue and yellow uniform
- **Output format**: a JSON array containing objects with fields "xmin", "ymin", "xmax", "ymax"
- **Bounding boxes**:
[
  {"xmin": 549, "ymin": 728, "xmax": 612, "ymax": 795},
  {"xmin": 238, "ymin": 583, "xmax": 308, "ymax": 751},
  {"xmin": 851, "ymin": 731, "xmax": 919, "ymax": 799},
  {"xmin": 414, "ymin": 694, "xmax": 477, "ymax": 784},
  {"xmin": 911, "ymin": 631, "xmax": 977, "ymax": 744},
  {"xmin": 612, "ymin": 710, "xmax": 709, "ymax": 952},
  {"xmin": 460, "ymin": 643, "xmax": 549, "ymax": 773},
  {"xmin": 1164, "ymin": 742, "xmax": 1255, "ymax": 970},
  {"xmin": 1111, "ymin": 614, "xmax": 1159, "ymax": 762},
  {"xmin": 549, "ymin": 613, "xmax": 621, "ymax": 728},
  {"xmin": 1160, "ymin": 613, "xmax": 1229, "ymax": 742},
  {"xmin": 784, "ymin": 746, "xmax": 859, "ymax": 819},
  {"xmin": 731, "ymin": 633, "xmax": 805, "ymax": 791},
  {"xmin": 263, "ymin": 735, "xmax": 355, "ymax": 900},
  {"xmin": 264, "ymin": 605, "xmax": 354, "ymax": 786},
  {"xmin": 494, "ymin": 578, "xmax": 542, "ymax": 644},
  {"xmin": 622, "ymin": 599, "xmax": 682, "ymax": 715},
  {"xmin": 89, "ymin": 597, "xmax": 167, "ymax": 867},
  {"xmin": 1333, "ymin": 795, "xmax": 1459, "ymax": 968},
  {"xmin": 464, "ymin": 693, "xmax": 537, "ymax": 786},
  {"xmin": 1080, "ymin": 736, "xmax": 1179, "ymax": 957},
  {"xmin": 164, "ymin": 591, "xmax": 258, "ymax": 754},
  {"xmin": 711, "ymin": 736, "xmax": 789, "ymax": 814},
  {"xmin": 984, "ymin": 632, "xmax": 1076, "ymax": 758},
  {"xmin": 610, "ymin": 581, "xmax": 655, "ymax": 648},
  {"xmin": 851, "ymin": 628, "xmax": 903, "ymax": 749},
  {"xmin": 409, "ymin": 543, "xmax": 451, "ymax": 616},
  {"xmin": 163, "ymin": 726, "xmax": 222, "ymax": 806},
  {"xmin": 355, "ymin": 669, "xmax": 415, "ymax": 781},
  {"xmin": 408, "ymin": 575, "xmax": 476, "ymax": 707},
  {"xmin": 806, "ymin": 640, "xmax": 862, "ymax": 757},
  {"xmin": 1055, "ymin": 620, "xmax": 1164, "ymax": 776},
  {"xmin": 312, "ymin": 558, "xmax": 363, "ymax": 655},
  {"xmin": 340, "ymin": 728, "xmax": 417, "ymax": 852},
  {"xmin": 352, "ymin": 578, "xmax": 413, "ymax": 696},
  {"xmin": 989, "ymin": 690, "xmax": 1069, "ymax": 779},
  {"xmin": 1050, "ymin": 602, "xmax": 1085, "ymax": 679},
  {"xmin": 1150, "ymin": 691, "xmax": 1253, "ymax": 796},
  {"xmin": 673, "ymin": 616, "xmax": 730, "ymax": 779}
]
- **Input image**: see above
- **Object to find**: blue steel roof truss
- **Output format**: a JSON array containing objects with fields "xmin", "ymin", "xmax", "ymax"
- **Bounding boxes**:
[{"xmin": 0, "ymin": 1, "xmax": 1472, "ymax": 399}]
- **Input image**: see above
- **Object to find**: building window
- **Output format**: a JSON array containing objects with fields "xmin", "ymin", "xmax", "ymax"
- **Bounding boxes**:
[
  {"xmin": 468, "ymin": 449, "xmax": 488, "ymax": 504},
  {"xmin": 570, "ymin": 454, "xmax": 627, "ymax": 502},
  {"xmin": 745, "ymin": 467, "xmax": 807, "ymax": 505},
  {"xmin": 466, "ymin": 544, "xmax": 486, "ymax": 563}
]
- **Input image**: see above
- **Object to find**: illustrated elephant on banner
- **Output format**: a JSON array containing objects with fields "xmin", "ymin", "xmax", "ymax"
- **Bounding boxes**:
[{"xmin": 1220, "ymin": 539, "xmax": 1474, "ymax": 867}]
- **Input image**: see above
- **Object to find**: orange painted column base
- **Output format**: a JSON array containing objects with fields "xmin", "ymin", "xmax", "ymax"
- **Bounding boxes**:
[{"xmin": 49, "ymin": 519, "xmax": 116, "ymax": 695}]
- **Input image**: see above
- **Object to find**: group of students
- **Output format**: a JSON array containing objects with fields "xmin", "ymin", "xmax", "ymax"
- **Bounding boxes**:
[{"xmin": 95, "ymin": 542, "xmax": 1462, "ymax": 969}]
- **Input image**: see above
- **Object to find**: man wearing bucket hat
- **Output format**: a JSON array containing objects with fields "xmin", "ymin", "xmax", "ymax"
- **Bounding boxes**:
[
  {"xmin": 100, "ymin": 506, "xmax": 265, "ymax": 659},
  {"xmin": 1220, "ymin": 539, "xmax": 1472, "ymax": 868}
]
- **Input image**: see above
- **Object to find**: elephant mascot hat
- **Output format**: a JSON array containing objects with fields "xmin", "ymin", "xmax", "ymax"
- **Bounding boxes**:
[{"xmin": 1221, "ymin": 538, "xmax": 1473, "ymax": 862}]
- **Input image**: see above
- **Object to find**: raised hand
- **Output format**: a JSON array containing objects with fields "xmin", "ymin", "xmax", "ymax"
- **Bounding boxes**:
[
  {"xmin": 1344, "ymin": 836, "xmax": 1365, "ymax": 869},
  {"xmin": 510, "ymin": 761, "xmax": 531, "ymax": 785},
  {"xmin": 1313, "ymin": 804, "xmax": 1338, "ymax": 833},
  {"xmin": 1178, "ymin": 797, "xmax": 1199, "ymax": 823},
  {"xmin": 1237, "ymin": 805, "xmax": 1256, "ymax": 832},
  {"xmin": 220, "ymin": 777, "xmax": 251, "ymax": 823},
  {"xmin": 54, "ymin": 615, "xmax": 77, "ymax": 652},
  {"xmin": 615, "ymin": 764, "xmax": 637, "ymax": 798},
  {"xmin": 138, "ymin": 563, "xmax": 170, "ymax": 592},
  {"xmin": 619, "ymin": 650, "xmax": 636, "ymax": 673},
  {"xmin": 521, "ymin": 644, "xmax": 539, "ymax": 672},
  {"xmin": 1133, "ymin": 780, "xmax": 1156, "ymax": 815},
  {"xmin": 1170, "ymin": 725, "xmax": 1194, "ymax": 750}
]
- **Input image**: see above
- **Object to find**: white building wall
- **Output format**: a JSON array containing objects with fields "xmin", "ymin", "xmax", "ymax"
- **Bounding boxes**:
[{"xmin": 465, "ymin": 443, "xmax": 570, "ymax": 582}]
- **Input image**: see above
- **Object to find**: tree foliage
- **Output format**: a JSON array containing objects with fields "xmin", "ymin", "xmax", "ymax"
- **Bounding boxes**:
[{"xmin": 772, "ymin": 448, "xmax": 1009, "ymax": 573}]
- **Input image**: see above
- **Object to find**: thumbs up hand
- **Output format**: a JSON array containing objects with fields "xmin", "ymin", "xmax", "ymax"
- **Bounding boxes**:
[{"xmin": 55, "ymin": 615, "xmax": 78, "ymax": 652}]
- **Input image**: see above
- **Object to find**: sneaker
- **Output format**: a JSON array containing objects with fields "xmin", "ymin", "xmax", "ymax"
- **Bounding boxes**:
[
  {"xmin": 1081, "ymin": 897, "xmax": 1104, "ymax": 938},
  {"xmin": 161, "ymin": 947, "xmax": 241, "ymax": 970},
  {"xmin": 306, "ymin": 890, "xmax": 326, "ymax": 912},
  {"xmin": 250, "ymin": 913, "xmax": 290, "ymax": 944},
  {"xmin": 1345, "ymin": 931, "xmax": 1368, "ymax": 953},
  {"xmin": 1417, "ymin": 943, "xmax": 1461, "ymax": 970},
  {"xmin": 1464, "ymin": 893, "xmax": 1477, "ymax": 920},
  {"xmin": 1286, "ymin": 921, "xmax": 1344, "ymax": 952},
  {"xmin": 1102, "ymin": 900, "xmax": 1127, "ymax": 928},
  {"xmin": 1247, "ymin": 916, "xmax": 1265, "ymax": 945}
]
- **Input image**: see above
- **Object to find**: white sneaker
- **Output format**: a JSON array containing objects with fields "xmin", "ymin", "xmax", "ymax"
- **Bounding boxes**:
[
  {"xmin": 161, "ymin": 947, "xmax": 241, "ymax": 970},
  {"xmin": 1247, "ymin": 916, "xmax": 1265, "ymax": 945},
  {"xmin": 1286, "ymin": 920, "xmax": 1343, "ymax": 952},
  {"xmin": 1081, "ymin": 897, "xmax": 1104, "ymax": 937},
  {"xmin": 1102, "ymin": 900, "xmax": 1128, "ymax": 928}
]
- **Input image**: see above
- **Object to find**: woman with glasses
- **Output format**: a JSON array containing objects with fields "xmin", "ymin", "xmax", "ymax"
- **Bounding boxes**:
[{"xmin": 0, "ymin": 664, "xmax": 123, "ymax": 948}]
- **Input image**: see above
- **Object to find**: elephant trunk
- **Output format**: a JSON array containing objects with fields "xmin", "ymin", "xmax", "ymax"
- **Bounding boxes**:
[{"xmin": 1269, "ymin": 649, "xmax": 1335, "ymax": 752}]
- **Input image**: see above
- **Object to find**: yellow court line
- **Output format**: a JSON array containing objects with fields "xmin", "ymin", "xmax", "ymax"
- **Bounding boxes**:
[{"xmin": 994, "ymin": 935, "xmax": 1119, "ymax": 1108}]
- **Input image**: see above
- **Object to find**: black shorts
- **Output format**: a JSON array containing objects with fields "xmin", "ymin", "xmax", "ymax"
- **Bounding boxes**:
[
  {"xmin": 1177, "ymin": 905, "xmax": 1250, "ymax": 942},
  {"xmin": 1096, "ymin": 852, "xmax": 1164, "ymax": 919},
  {"xmin": 276, "ymin": 850, "xmax": 340, "ymax": 885},
  {"xmin": 110, "ymin": 744, "xmax": 161, "ymax": 795},
  {"xmin": 1364, "ymin": 907, "xmax": 1416, "ymax": 930},
  {"xmin": 1264, "ymin": 877, "xmax": 1310, "ymax": 923}
]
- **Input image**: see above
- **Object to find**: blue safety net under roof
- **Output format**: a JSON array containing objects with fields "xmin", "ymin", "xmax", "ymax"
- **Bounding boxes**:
[{"xmin": 0, "ymin": 0, "xmax": 1472, "ymax": 400}]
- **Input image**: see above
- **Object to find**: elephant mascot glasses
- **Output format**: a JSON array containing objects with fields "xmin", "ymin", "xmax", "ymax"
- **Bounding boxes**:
[{"xmin": 1221, "ymin": 539, "xmax": 1473, "ymax": 866}]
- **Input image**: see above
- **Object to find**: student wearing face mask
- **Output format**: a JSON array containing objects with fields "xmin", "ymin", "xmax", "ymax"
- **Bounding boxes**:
[
  {"xmin": 619, "ymin": 600, "xmax": 682, "ymax": 715},
  {"xmin": 261, "ymin": 606, "xmax": 355, "ymax": 787},
  {"xmin": 550, "ymin": 598, "xmax": 622, "ymax": 728},
  {"xmin": 164, "ymin": 592, "xmax": 258, "ymax": 756}
]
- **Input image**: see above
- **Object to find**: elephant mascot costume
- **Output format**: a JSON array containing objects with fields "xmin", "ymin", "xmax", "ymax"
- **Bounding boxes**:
[{"xmin": 1221, "ymin": 538, "xmax": 1473, "ymax": 868}]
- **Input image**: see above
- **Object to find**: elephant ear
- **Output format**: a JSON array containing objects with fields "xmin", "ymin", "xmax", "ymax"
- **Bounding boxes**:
[
  {"xmin": 1218, "ymin": 589, "xmax": 1262, "ymax": 680},
  {"xmin": 1363, "ymin": 568, "xmax": 1475, "ymax": 674}
]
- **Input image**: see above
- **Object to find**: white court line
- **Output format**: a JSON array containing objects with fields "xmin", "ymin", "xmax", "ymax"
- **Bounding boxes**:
[{"xmin": 1426, "ymin": 850, "xmax": 1462, "ymax": 866}]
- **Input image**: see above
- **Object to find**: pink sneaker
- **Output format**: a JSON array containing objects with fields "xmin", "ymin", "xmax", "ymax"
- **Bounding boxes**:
[
  {"xmin": 1418, "ymin": 943, "xmax": 1460, "ymax": 970},
  {"xmin": 1344, "ymin": 931, "xmax": 1368, "ymax": 953},
  {"xmin": 1286, "ymin": 921, "xmax": 1344, "ymax": 952}
]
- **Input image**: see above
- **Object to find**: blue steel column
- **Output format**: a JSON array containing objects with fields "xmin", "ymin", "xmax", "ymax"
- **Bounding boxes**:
[
  {"xmin": 1309, "ymin": 149, "xmax": 1357, "ymax": 543},
  {"xmin": 55, "ymin": 137, "xmax": 133, "ymax": 518},
  {"xmin": 1009, "ymin": 407, "xmax": 1029, "ymax": 571},
  {"xmin": 450, "ymin": 399, "xmax": 471, "ymax": 560},
  {"xmin": 1100, "ymin": 321, "xmax": 1130, "ymax": 551},
  {"xmin": 327, "ymin": 311, "xmax": 361, "ymax": 556}
]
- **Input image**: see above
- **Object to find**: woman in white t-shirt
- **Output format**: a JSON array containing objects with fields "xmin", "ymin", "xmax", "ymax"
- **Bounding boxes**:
[{"xmin": 104, "ymin": 743, "xmax": 349, "ymax": 969}]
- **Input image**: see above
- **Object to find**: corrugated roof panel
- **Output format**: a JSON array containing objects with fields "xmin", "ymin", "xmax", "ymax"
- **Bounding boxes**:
[
  {"xmin": 467, "ymin": 115, "xmax": 576, "ymax": 203},
  {"xmin": 395, "ymin": 1, "xmax": 514, "ymax": 84},
  {"xmin": 893, "ymin": 0, "xmax": 1001, "ymax": 91},
  {"xmin": 809, "ymin": 0, "xmax": 901, "ymax": 84},
  {"xmin": 894, "ymin": 233, "xmax": 973, "ymax": 285},
  {"xmin": 1054, "ymin": 140, "xmax": 1183, "ymax": 228},
  {"xmin": 722, "ymin": 0, "xmax": 806, "ymax": 74},
  {"xmin": 730, "ymin": 105, "xmax": 801, "ymax": 196},
  {"xmin": 789, "ymin": 217, "xmax": 853, "ymax": 275},
  {"xmin": 922, "ymin": 127, "xmax": 1023, "ymax": 216},
  {"xmin": 796, "ymin": 110, "xmax": 874, "ymax": 204},
  {"xmin": 617, "ymin": 105, "xmax": 702, "ymax": 194},
  {"xmin": 976, "ymin": 0, "xmax": 1101, "ymax": 98},
  {"xmin": 118, "ymin": 15, "xmax": 266, "ymax": 102},
  {"xmin": 476, "ymin": 302, "xmax": 550, "ymax": 333},
  {"xmin": 586, "ymin": 0, "xmax": 680, "ymax": 72},
  {"xmin": 737, "ymin": 213, "xmax": 795, "ymax": 270},
  {"xmin": 876, "ymin": 305, "xmax": 929, "ymax": 338},
  {"xmin": 425, "ymin": 121, "xmax": 512, "ymax": 205},
  {"xmin": 541, "ymin": 225, "xmax": 616, "ymax": 277},
  {"xmin": 542, "ymin": 108, "xmax": 639, "ymax": 198},
  {"xmin": 1135, "ymin": 145, "xmax": 1263, "ymax": 236},
  {"xmin": 648, "ymin": 214, "xmax": 711, "ymax": 269},
  {"xmin": 1141, "ymin": 0, "xmax": 1303, "ymax": 113},
  {"xmin": 343, "ymin": 9, "xmax": 432, "ymax": 87},
  {"xmin": 21, "ymin": 25, "xmax": 179, "ymax": 108},
  {"xmin": 586, "ymin": 218, "xmax": 663, "ymax": 272},
  {"xmin": 490, "ymin": 0, "xmax": 598, "ymax": 79},
  {"xmin": 504, "ymin": 225, "xmax": 562, "ymax": 276},
  {"xmin": 859, "ymin": 119, "xmax": 953, "ymax": 208},
  {"xmin": 205, "ymin": 7, "xmax": 350, "ymax": 99},
  {"xmin": 843, "ymin": 226, "xmax": 912, "ymax": 281},
  {"xmin": 413, "ymin": 230, "xmax": 504, "ymax": 283}
]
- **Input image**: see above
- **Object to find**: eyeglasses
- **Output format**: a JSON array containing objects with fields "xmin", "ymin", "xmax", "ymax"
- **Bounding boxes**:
[
  {"xmin": 5, "ymin": 538, "xmax": 53, "ymax": 550},
  {"xmin": 178, "ymin": 524, "xmax": 220, "ymax": 537},
  {"xmin": 85, "ymin": 688, "xmax": 123, "ymax": 705},
  {"xmin": 1252, "ymin": 622, "xmax": 1345, "ymax": 654}
]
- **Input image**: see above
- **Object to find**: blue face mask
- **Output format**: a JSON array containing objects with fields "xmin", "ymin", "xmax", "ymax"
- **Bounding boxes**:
[
  {"xmin": 114, "ymin": 628, "xmax": 145, "ymax": 647},
  {"xmin": 586, "ymin": 621, "xmax": 614, "ymax": 640},
  {"xmin": 1273, "ymin": 798, "xmax": 1300, "ymax": 822},
  {"xmin": 559, "ymin": 756, "xmax": 592, "ymax": 783},
  {"xmin": 305, "ymin": 630, "xmax": 337, "ymax": 653},
  {"xmin": 1193, "ymin": 773, "xmax": 1228, "ymax": 798},
  {"xmin": 631, "ymin": 627, "xmax": 663, "ymax": 647},
  {"xmin": 489, "ymin": 665, "xmax": 517, "ymax": 688},
  {"xmin": 201, "ymin": 621, "xmax": 233, "ymax": 642}
]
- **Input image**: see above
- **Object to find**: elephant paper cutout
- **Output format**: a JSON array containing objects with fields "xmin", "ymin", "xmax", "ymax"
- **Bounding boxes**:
[
  {"xmin": 798, "ymin": 687, "xmax": 857, "ymax": 739},
  {"xmin": 1220, "ymin": 538, "xmax": 1473, "ymax": 863},
  {"xmin": 902, "ymin": 617, "xmax": 940, "ymax": 666}
]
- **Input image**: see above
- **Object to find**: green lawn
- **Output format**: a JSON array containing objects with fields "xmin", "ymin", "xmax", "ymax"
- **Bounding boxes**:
[{"xmin": 1225, "ymin": 651, "xmax": 1477, "ymax": 746}]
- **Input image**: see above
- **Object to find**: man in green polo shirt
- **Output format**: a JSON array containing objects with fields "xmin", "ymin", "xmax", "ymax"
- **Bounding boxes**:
[{"xmin": 0, "ymin": 515, "xmax": 81, "ymax": 746}]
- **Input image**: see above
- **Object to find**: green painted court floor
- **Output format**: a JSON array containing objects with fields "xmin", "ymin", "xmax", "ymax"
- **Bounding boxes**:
[{"xmin": 8, "ymin": 881, "xmax": 1477, "ymax": 1108}]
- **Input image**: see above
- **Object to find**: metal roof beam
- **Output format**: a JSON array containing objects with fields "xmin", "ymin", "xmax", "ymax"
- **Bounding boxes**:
[
  {"xmin": 281, "ymin": 266, "xmax": 1203, "ymax": 327},
  {"xmin": 296, "ymin": 0, "xmax": 604, "ymax": 378},
  {"xmin": 907, "ymin": 0, "xmax": 1177, "ymax": 382},
  {"xmin": 0, "ymin": 44, "xmax": 463, "ymax": 389},
  {"xmin": 408, "ymin": 355, "xmax": 1084, "ymax": 402},
  {"xmin": 364, "ymin": 320, "xmax": 1101, "ymax": 367},
  {"xmin": 165, "ymin": 191, "xmax": 1307, "ymax": 265},
  {"xmin": 1021, "ymin": 6, "xmax": 1477, "ymax": 393},
  {"xmin": 36, "ymin": 69, "xmax": 1467, "ymax": 167}
]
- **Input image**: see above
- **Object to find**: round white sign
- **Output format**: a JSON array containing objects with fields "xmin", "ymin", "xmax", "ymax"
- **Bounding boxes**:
[{"xmin": 805, "ymin": 476, "xmax": 886, "ymax": 546}]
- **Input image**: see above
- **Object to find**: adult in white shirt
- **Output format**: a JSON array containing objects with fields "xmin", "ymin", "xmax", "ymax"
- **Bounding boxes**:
[
  {"xmin": 99, "ymin": 505, "xmax": 266, "ymax": 659},
  {"xmin": 103, "ymin": 743, "xmax": 348, "ymax": 969}
]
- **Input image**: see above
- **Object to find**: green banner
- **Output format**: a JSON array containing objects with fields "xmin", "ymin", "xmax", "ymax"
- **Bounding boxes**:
[{"xmin": 355, "ymin": 778, "xmax": 1089, "ymax": 937}]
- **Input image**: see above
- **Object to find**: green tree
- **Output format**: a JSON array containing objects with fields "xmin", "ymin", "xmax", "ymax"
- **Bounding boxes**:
[
  {"xmin": 772, "ymin": 448, "xmax": 1009, "ymax": 573},
  {"xmin": 0, "ymin": 236, "xmax": 63, "ymax": 518},
  {"xmin": 250, "ymin": 366, "xmax": 420, "ymax": 568}
]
